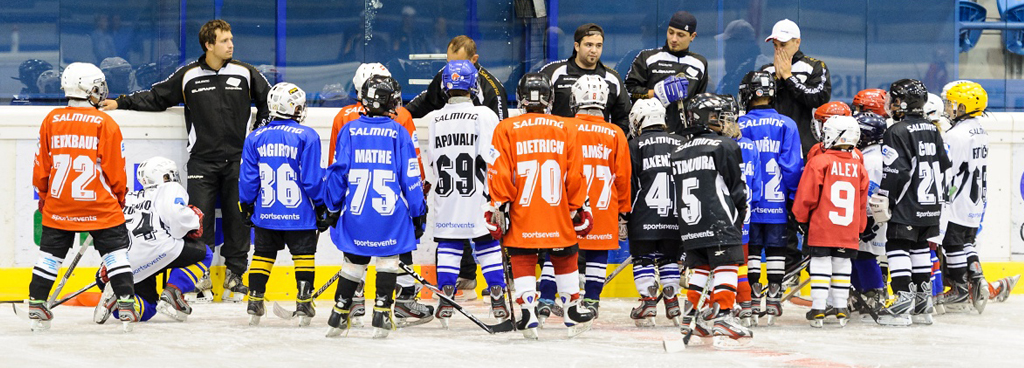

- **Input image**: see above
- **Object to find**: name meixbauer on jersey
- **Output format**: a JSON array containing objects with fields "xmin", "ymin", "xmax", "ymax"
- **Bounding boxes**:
[
  {"xmin": 51, "ymin": 135, "xmax": 99, "ymax": 150},
  {"xmin": 517, "ymin": 139, "xmax": 565, "ymax": 155}
]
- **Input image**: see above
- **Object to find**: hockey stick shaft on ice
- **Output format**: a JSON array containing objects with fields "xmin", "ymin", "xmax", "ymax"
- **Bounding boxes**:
[
  {"xmin": 682, "ymin": 270, "xmax": 714, "ymax": 346},
  {"xmin": 273, "ymin": 267, "xmax": 345, "ymax": 320},
  {"xmin": 400, "ymin": 262, "xmax": 514, "ymax": 334},
  {"xmin": 47, "ymin": 235, "xmax": 93, "ymax": 308}
]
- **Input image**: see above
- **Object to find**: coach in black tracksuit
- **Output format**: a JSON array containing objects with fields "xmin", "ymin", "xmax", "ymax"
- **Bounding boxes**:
[
  {"xmin": 406, "ymin": 36, "xmax": 508, "ymax": 120},
  {"xmin": 540, "ymin": 23, "xmax": 632, "ymax": 134},
  {"xmin": 102, "ymin": 20, "xmax": 270, "ymax": 293}
]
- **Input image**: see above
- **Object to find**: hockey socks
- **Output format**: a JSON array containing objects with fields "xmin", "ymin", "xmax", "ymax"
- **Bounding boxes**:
[
  {"xmin": 112, "ymin": 295, "xmax": 157, "ymax": 322},
  {"xmin": 658, "ymin": 258, "xmax": 681, "ymax": 289},
  {"xmin": 765, "ymin": 247, "xmax": 786, "ymax": 284},
  {"xmin": 712, "ymin": 265, "xmax": 739, "ymax": 311},
  {"xmin": 747, "ymin": 244, "xmax": 762, "ymax": 285},
  {"xmin": 538, "ymin": 258, "xmax": 558, "ymax": 301},
  {"xmin": 583, "ymin": 250, "xmax": 608, "ymax": 301},
  {"xmin": 632, "ymin": 256, "xmax": 657, "ymax": 297},
  {"xmin": 475, "ymin": 238, "xmax": 507, "ymax": 288},
  {"xmin": 167, "ymin": 247, "xmax": 213, "ymax": 293},
  {"xmin": 436, "ymin": 241, "xmax": 464, "ymax": 288},
  {"xmin": 930, "ymin": 250, "xmax": 943, "ymax": 297},
  {"xmin": 293, "ymin": 254, "xmax": 315, "ymax": 287}
]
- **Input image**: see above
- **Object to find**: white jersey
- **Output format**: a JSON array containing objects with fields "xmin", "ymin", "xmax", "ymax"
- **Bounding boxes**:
[
  {"xmin": 860, "ymin": 144, "xmax": 886, "ymax": 256},
  {"xmin": 943, "ymin": 118, "xmax": 988, "ymax": 228},
  {"xmin": 123, "ymin": 182, "xmax": 201, "ymax": 283},
  {"xmin": 423, "ymin": 100, "xmax": 500, "ymax": 239}
]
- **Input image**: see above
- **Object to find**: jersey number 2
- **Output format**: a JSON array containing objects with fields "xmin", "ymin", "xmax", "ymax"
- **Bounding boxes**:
[{"xmin": 50, "ymin": 154, "xmax": 97, "ymax": 200}]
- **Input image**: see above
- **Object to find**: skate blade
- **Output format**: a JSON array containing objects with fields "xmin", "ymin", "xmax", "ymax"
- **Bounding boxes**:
[
  {"xmin": 349, "ymin": 316, "xmax": 364, "ymax": 328},
  {"xmin": 298, "ymin": 316, "xmax": 312, "ymax": 327},
  {"xmin": 221, "ymin": 291, "xmax": 246, "ymax": 303},
  {"xmin": 156, "ymin": 301, "xmax": 188, "ymax": 322},
  {"xmin": 876, "ymin": 317, "xmax": 912, "ymax": 327},
  {"xmin": 943, "ymin": 302, "xmax": 971, "ymax": 313},
  {"xmin": 809, "ymin": 319, "xmax": 824, "ymax": 328},
  {"xmin": 30, "ymin": 319, "xmax": 51, "ymax": 332},
  {"xmin": 537, "ymin": 315, "xmax": 548, "ymax": 328},
  {"xmin": 911, "ymin": 314, "xmax": 934, "ymax": 325},
  {"xmin": 670, "ymin": 316, "xmax": 682, "ymax": 327},
  {"xmin": 272, "ymin": 302, "xmax": 297, "ymax": 320},
  {"xmin": 122, "ymin": 321, "xmax": 134, "ymax": 333},
  {"xmin": 522, "ymin": 327, "xmax": 539, "ymax": 340},
  {"xmin": 837, "ymin": 318, "xmax": 849, "ymax": 327},
  {"xmin": 439, "ymin": 317, "xmax": 450, "ymax": 330},
  {"xmin": 663, "ymin": 337, "xmax": 687, "ymax": 352},
  {"xmin": 249, "ymin": 314, "xmax": 262, "ymax": 326},
  {"xmin": 372, "ymin": 327, "xmax": 390, "ymax": 339},
  {"xmin": 325, "ymin": 326, "xmax": 350, "ymax": 338},
  {"xmin": 633, "ymin": 316, "xmax": 656, "ymax": 328},
  {"xmin": 766, "ymin": 315, "xmax": 777, "ymax": 326},
  {"xmin": 13, "ymin": 303, "xmax": 30, "ymax": 320},
  {"xmin": 713, "ymin": 336, "xmax": 752, "ymax": 350},
  {"xmin": 566, "ymin": 321, "xmax": 592, "ymax": 338},
  {"xmin": 185, "ymin": 290, "xmax": 214, "ymax": 304},
  {"xmin": 739, "ymin": 317, "xmax": 752, "ymax": 328},
  {"xmin": 395, "ymin": 314, "xmax": 435, "ymax": 328}
]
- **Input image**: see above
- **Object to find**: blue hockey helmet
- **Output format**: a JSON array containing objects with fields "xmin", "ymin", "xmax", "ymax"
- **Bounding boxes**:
[
  {"xmin": 854, "ymin": 111, "xmax": 886, "ymax": 149},
  {"xmin": 442, "ymin": 60, "xmax": 478, "ymax": 94}
]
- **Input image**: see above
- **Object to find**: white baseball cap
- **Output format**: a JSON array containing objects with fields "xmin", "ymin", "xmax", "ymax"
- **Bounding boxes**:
[{"xmin": 765, "ymin": 19, "xmax": 800, "ymax": 43}]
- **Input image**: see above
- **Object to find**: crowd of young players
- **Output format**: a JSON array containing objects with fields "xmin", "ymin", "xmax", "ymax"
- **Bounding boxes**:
[{"xmin": 25, "ymin": 55, "xmax": 1020, "ymax": 344}]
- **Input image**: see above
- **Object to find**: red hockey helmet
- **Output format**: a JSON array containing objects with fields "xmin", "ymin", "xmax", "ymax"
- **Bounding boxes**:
[
  {"xmin": 812, "ymin": 101, "xmax": 851, "ymax": 141},
  {"xmin": 852, "ymin": 88, "xmax": 888, "ymax": 117}
]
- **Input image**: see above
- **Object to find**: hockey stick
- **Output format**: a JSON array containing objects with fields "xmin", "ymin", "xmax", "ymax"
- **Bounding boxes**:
[
  {"xmin": 12, "ymin": 281, "xmax": 99, "ymax": 319},
  {"xmin": 501, "ymin": 247, "xmax": 518, "ymax": 330},
  {"xmin": 674, "ymin": 270, "xmax": 714, "ymax": 349},
  {"xmin": 849, "ymin": 291, "xmax": 879, "ymax": 323},
  {"xmin": 603, "ymin": 255, "xmax": 633, "ymax": 285},
  {"xmin": 781, "ymin": 277, "xmax": 810, "ymax": 303},
  {"xmin": 399, "ymin": 262, "xmax": 514, "ymax": 334},
  {"xmin": 272, "ymin": 267, "xmax": 345, "ymax": 320},
  {"xmin": 47, "ymin": 235, "xmax": 93, "ymax": 308}
]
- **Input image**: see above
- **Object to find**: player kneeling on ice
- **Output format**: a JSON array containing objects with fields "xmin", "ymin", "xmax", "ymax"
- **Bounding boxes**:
[
  {"xmin": 792, "ymin": 116, "xmax": 869, "ymax": 328},
  {"xmin": 321, "ymin": 75, "xmax": 427, "ymax": 339},
  {"xmin": 485, "ymin": 73, "xmax": 595, "ymax": 339},
  {"xmin": 238, "ymin": 82, "xmax": 327, "ymax": 326},
  {"xmin": 422, "ymin": 60, "xmax": 509, "ymax": 327},
  {"xmin": 29, "ymin": 62, "xmax": 138, "ymax": 331},
  {"xmin": 94, "ymin": 157, "xmax": 212, "ymax": 325},
  {"xmin": 625, "ymin": 99, "xmax": 687, "ymax": 327},
  {"xmin": 670, "ymin": 93, "xmax": 752, "ymax": 346}
]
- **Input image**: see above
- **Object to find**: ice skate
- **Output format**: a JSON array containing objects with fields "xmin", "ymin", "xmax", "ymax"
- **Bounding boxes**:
[
  {"xmin": 806, "ymin": 308, "xmax": 825, "ymax": 328},
  {"xmin": 562, "ymin": 296, "xmax": 594, "ymax": 338},
  {"xmin": 764, "ymin": 282, "xmax": 782, "ymax": 325},
  {"xmin": 834, "ymin": 308, "xmax": 849, "ymax": 327},
  {"xmin": 247, "ymin": 291, "xmax": 265, "ymax": 326},
  {"xmin": 911, "ymin": 282, "xmax": 934, "ymax": 325},
  {"xmin": 707, "ymin": 304, "xmax": 753, "ymax": 349},
  {"xmin": 858, "ymin": 288, "xmax": 886, "ymax": 321},
  {"xmin": 680, "ymin": 300, "xmax": 711, "ymax": 345},
  {"xmin": 371, "ymin": 297, "xmax": 395, "ymax": 339},
  {"xmin": 581, "ymin": 298, "xmax": 600, "ymax": 319},
  {"xmin": 222, "ymin": 269, "xmax": 249, "ymax": 303},
  {"xmin": 489, "ymin": 285, "xmax": 510, "ymax": 321},
  {"xmin": 93, "ymin": 283, "xmax": 116, "ymax": 324},
  {"xmin": 876, "ymin": 290, "xmax": 914, "ymax": 327},
  {"xmin": 991, "ymin": 274, "xmax": 1020, "ymax": 302},
  {"xmin": 394, "ymin": 289, "xmax": 435, "ymax": 328},
  {"xmin": 662, "ymin": 285, "xmax": 682, "ymax": 326},
  {"xmin": 156, "ymin": 284, "xmax": 192, "ymax": 322},
  {"xmin": 968, "ymin": 262, "xmax": 989, "ymax": 314},
  {"xmin": 536, "ymin": 298, "xmax": 560, "ymax": 327},
  {"xmin": 630, "ymin": 287, "xmax": 659, "ymax": 328},
  {"xmin": 185, "ymin": 272, "xmax": 214, "ymax": 304},
  {"xmin": 350, "ymin": 282, "xmax": 366, "ymax": 328},
  {"xmin": 435, "ymin": 285, "xmax": 455, "ymax": 329},
  {"xmin": 325, "ymin": 297, "xmax": 353, "ymax": 337},
  {"xmin": 749, "ymin": 282, "xmax": 764, "ymax": 326},
  {"xmin": 117, "ymin": 296, "xmax": 140, "ymax": 332},
  {"xmin": 28, "ymin": 299, "xmax": 53, "ymax": 332},
  {"xmin": 291, "ymin": 281, "xmax": 315, "ymax": 327},
  {"xmin": 455, "ymin": 277, "xmax": 478, "ymax": 301},
  {"xmin": 738, "ymin": 300, "xmax": 753, "ymax": 327},
  {"xmin": 517, "ymin": 292, "xmax": 540, "ymax": 340}
]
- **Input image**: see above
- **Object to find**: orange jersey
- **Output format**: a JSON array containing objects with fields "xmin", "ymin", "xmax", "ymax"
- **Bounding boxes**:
[
  {"xmin": 488, "ymin": 113, "xmax": 586, "ymax": 249},
  {"xmin": 571, "ymin": 114, "xmax": 631, "ymax": 250},
  {"xmin": 327, "ymin": 103, "xmax": 424, "ymax": 179},
  {"xmin": 33, "ymin": 106, "xmax": 127, "ymax": 231},
  {"xmin": 806, "ymin": 142, "xmax": 862, "ymax": 162}
]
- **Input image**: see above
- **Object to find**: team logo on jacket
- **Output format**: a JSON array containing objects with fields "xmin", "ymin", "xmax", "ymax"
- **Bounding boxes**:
[
  {"xmin": 881, "ymin": 145, "xmax": 899, "ymax": 166},
  {"xmin": 226, "ymin": 77, "xmax": 241, "ymax": 87}
]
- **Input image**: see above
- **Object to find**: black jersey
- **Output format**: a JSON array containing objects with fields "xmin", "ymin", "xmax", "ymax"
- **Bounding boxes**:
[
  {"xmin": 628, "ymin": 128, "xmax": 685, "ymax": 240},
  {"xmin": 878, "ymin": 116, "xmax": 951, "ymax": 227},
  {"xmin": 669, "ymin": 130, "xmax": 747, "ymax": 250}
]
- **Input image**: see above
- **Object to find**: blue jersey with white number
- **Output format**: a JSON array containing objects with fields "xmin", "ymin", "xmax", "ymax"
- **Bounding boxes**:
[
  {"xmin": 239, "ymin": 119, "xmax": 325, "ymax": 231},
  {"xmin": 736, "ymin": 136, "xmax": 763, "ymax": 244},
  {"xmin": 739, "ymin": 106, "xmax": 804, "ymax": 224},
  {"xmin": 325, "ymin": 115, "xmax": 426, "ymax": 257}
]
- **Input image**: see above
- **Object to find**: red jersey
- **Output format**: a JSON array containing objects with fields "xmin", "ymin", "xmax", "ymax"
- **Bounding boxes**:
[
  {"xmin": 327, "ymin": 103, "xmax": 424, "ymax": 179},
  {"xmin": 33, "ymin": 106, "xmax": 127, "ymax": 231},
  {"xmin": 488, "ymin": 113, "xmax": 586, "ymax": 249},
  {"xmin": 570, "ymin": 114, "xmax": 631, "ymax": 250},
  {"xmin": 792, "ymin": 149, "xmax": 869, "ymax": 249},
  {"xmin": 806, "ymin": 142, "xmax": 862, "ymax": 162}
]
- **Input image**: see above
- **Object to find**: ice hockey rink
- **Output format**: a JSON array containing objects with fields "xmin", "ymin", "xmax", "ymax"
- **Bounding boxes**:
[{"xmin": 3, "ymin": 297, "xmax": 1021, "ymax": 367}]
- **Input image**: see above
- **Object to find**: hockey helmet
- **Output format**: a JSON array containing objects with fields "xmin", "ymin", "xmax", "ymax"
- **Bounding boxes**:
[
  {"xmin": 683, "ymin": 93, "xmax": 727, "ymax": 133},
  {"xmin": 137, "ymin": 156, "xmax": 180, "ymax": 188},
  {"xmin": 570, "ymin": 74, "xmax": 609, "ymax": 112},
  {"xmin": 737, "ymin": 70, "xmax": 775, "ymax": 109},
  {"xmin": 353, "ymin": 63, "xmax": 391, "ymax": 99},
  {"xmin": 360, "ymin": 75, "xmax": 400, "ymax": 117},
  {"xmin": 517, "ymin": 73, "xmax": 554, "ymax": 111},
  {"xmin": 442, "ymin": 60, "xmax": 478, "ymax": 94},
  {"xmin": 811, "ymin": 101, "xmax": 852, "ymax": 141},
  {"xmin": 267, "ymin": 82, "xmax": 307, "ymax": 123},
  {"xmin": 852, "ymin": 88, "xmax": 887, "ymax": 117},
  {"xmin": 821, "ymin": 115, "xmax": 860, "ymax": 150},
  {"xmin": 854, "ymin": 112, "xmax": 886, "ymax": 149},
  {"xmin": 944, "ymin": 81, "xmax": 987, "ymax": 121},
  {"xmin": 886, "ymin": 79, "xmax": 928, "ymax": 120},
  {"xmin": 941, "ymin": 80, "xmax": 971, "ymax": 100},
  {"xmin": 61, "ymin": 62, "xmax": 108, "ymax": 106},
  {"xmin": 15, "ymin": 59, "xmax": 53, "ymax": 89},
  {"xmin": 36, "ymin": 69, "xmax": 61, "ymax": 95},
  {"xmin": 628, "ymin": 98, "xmax": 667, "ymax": 137}
]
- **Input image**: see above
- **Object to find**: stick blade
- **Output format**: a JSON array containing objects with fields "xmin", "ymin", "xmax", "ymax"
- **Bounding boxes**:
[
  {"xmin": 272, "ymin": 302, "xmax": 296, "ymax": 320},
  {"xmin": 663, "ymin": 337, "xmax": 687, "ymax": 352},
  {"xmin": 489, "ymin": 318, "xmax": 516, "ymax": 333}
]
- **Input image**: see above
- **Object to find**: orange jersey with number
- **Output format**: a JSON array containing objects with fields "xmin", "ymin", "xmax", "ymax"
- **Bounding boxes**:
[
  {"xmin": 571, "ymin": 114, "xmax": 632, "ymax": 250},
  {"xmin": 327, "ymin": 103, "xmax": 424, "ymax": 179},
  {"xmin": 488, "ymin": 113, "xmax": 586, "ymax": 249},
  {"xmin": 33, "ymin": 106, "xmax": 127, "ymax": 231}
]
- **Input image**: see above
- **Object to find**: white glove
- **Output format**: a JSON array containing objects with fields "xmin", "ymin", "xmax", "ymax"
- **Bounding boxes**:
[
  {"xmin": 483, "ymin": 202, "xmax": 508, "ymax": 240},
  {"xmin": 618, "ymin": 213, "xmax": 628, "ymax": 240},
  {"xmin": 868, "ymin": 193, "xmax": 891, "ymax": 223}
]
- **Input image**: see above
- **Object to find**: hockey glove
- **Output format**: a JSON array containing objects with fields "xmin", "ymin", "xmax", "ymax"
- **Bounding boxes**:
[
  {"xmin": 483, "ymin": 202, "xmax": 509, "ymax": 240},
  {"xmin": 423, "ymin": 181, "xmax": 433, "ymax": 197},
  {"xmin": 859, "ymin": 216, "xmax": 878, "ymax": 243},
  {"xmin": 186, "ymin": 205, "xmax": 205, "ymax": 239},
  {"xmin": 618, "ymin": 213, "xmax": 629, "ymax": 240},
  {"xmin": 412, "ymin": 214, "xmax": 427, "ymax": 240},
  {"xmin": 315, "ymin": 205, "xmax": 340, "ymax": 232},
  {"xmin": 37, "ymin": 197, "xmax": 44, "ymax": 212},
  {"xmin": 868, "ymin": 193, "xmax": 891, "ymax": 223},
  {"xmin": 796, "ymin": 222, "xmax": 809, "ymax": 236},
  {"xmin": 572, "ymin": 199, "xmax": 595, "ymax": 237},
  {"xmin": 653, "ymin": 76, "xmax": 689, "ymax": 107},
  {"xmin": 239, "ymin": 202, "xmax": 255, "ymax": 228},
  {"xmin": 97, "ymin": 264, "xmax": 109, "ymax": 284}
]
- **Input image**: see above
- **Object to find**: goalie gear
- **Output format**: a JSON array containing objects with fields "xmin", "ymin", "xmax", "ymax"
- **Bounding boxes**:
[
  {"xmin": 868, "ymin": 193, "xmax": 890, "ymax": 223},
  {"xmin": 483, "ymin": 202, "xmax": 508, "ymax": 240},
  {"xmin": 61, "ymin": 62, "xmax": 107, "ymax": 106},
  {"xmin": 137, "ymin": 156, "xmax": 180, "ymax": 188},
  {"xmin": 570, "ymin": 74, "xmax": 610, "ymax": 112},
  {"xmin": 267, "ymin": 82, "xmax": 307, "ymax": 123},
  {"xmin": 821, "ymin": 115, "xmax": 860, "ymax": 150},
  {"xmin": 653, "ymin": 75, "xmax": 688, "ymax": 107},
  {"xmin": 572, "ymin": 200, "xmax": 595, "ymax": 237},
  {"xmin": 811, "ymin": 101, "xmax": 852, "ymax": 141},
  {"xmin": 628, "ymin": 98, "xmax": 667, "ymax": 137}
]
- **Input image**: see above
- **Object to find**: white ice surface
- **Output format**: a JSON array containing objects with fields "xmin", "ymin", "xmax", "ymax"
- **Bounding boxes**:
[{"xmin": 2, "ymin": 297, "xmax": 1022, "ymax": 367}]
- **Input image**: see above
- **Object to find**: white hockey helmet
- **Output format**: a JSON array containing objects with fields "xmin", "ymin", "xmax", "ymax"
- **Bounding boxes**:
[
  {"xmin": 61, "ymin": 62, "xmax": 107, "ymax": 105},
  {"xmin": 924, "ymin": 92, "xmax": 943, "ymax": 121},
  {"xmin": 628, "ymin": 98, "xmax": 666, "ymax": 137},
  {"xmin": 821, "ymin": 115, "xmax": 861, "ymax": 150},
  {"xmin": 137, "ymin": 156, "xmax": 180, "ymax": 188},
  {"xmin": 267, "ymin": 82, "xmax": 307, "ymax": 122},
  {"xmin": 570, "ymin": 74, "xmax": 609, "ymax": 112},
  {"xmin": 353, "ymin": 63, "xmax": 391, "ymax": 99}
]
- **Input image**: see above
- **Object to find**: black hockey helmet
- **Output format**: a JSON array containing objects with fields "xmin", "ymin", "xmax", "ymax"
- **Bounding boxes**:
[
  {"xmin": 360, "ymin": 75, "xmax": 399, "ymax": 117},
  {"xmin": 517, "ymin": 73, "xmax": 553, "ymax": 111},
  {"xmin": 684, "ymin": 93, "xmax": 727, "ymax": 133},
  {"xmin": 15, "ymin": 59, "xmax": 53, "ymax": 90},
  {"xmin": 854, "ymin": 112, "xmax": 886, "ymax": 149},
  {"xmin": 737, "ymin": 70, "xmax": 775, "ymax": 109},
  {"xmin": 887, "ymin": 78, "xmax": 928, "ymax": 119}
]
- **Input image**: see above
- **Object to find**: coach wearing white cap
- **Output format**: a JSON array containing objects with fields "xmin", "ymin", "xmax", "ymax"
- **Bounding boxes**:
[{"xmin": 759, "ymin": 18, "xmax": 831, "ymax": 154}]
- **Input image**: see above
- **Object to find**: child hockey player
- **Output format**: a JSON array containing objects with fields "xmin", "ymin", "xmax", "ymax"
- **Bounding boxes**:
[
  {"xmin": 851, "ymin": 112, "xmax": 889, "ymax": 318},
  {"xmin": 793, "ymin": 115, "xmax": 869, "ymax": 328},
  {"xmin": 810, "ymin": 101, "xmax": 852, "ymax": 145},
  {"xmin": 322, "ymin": 75, "xmax": 427, "ymax": 338},
  {"xmin": 872, "ymin": 79, "xmax": 950, "ymax": 326},
  {"xmin": 737, "ymin": 71, "xmax": 803, "ymax": 325},
  {"xmin": 94, "ymin": 156, "xmax": 212, "ymax": 325},
  {"xmin": 29, "ymin": 62, "xmax": 138, "ymax": 331},
  {"xmin": 626, "ymin": 99, "xmax": 685, "ymax": 327},
  {"xmin": 485, "ymin": 72, "xmax": 595, "ymax": 339},
  {"xmin": 238, "ymin": 82, "xmax": 326, "ymax": 326},
  {"xmin": 672, "ymin": 93, "xmax": 752, "ymax": 345},
  {"xmin": 851, "ymin": 89, "xmax": 888, "ymax": 118},
  {"xmin": 422, "ymin": 60, "xmax": 507, "ymax": 327}
]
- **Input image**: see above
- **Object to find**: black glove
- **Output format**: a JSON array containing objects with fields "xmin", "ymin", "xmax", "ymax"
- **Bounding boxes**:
[
  {"xmin": 239, "ymin": 202, "xmax": 255, "ymax": 228},
  {"xmin": 315, "ymin": 204, "xmax": 340, "ymax": 232},
  {"xmin": 785, "ymin": 198, "xmax": 798, "ymax": 225},
  {"xmin": 412, "ymin": 214, "xmax": 427, "ymax": 239},
  {"xmin": 859, "ymin": 216, "xmax": 877, "ymax": 243},
  {"xmin": 797, "ymin": 222, "xmax": 809, "ymax": 236}
]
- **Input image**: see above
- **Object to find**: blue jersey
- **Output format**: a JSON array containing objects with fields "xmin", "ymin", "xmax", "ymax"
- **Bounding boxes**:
[
  {"xmin": 325, "ymin": 115, "xmax": 426, "ymax": 257},
  {"xmin": 739, "ymin": 106, "xmax": 804, "ymax": 224},
  {"xmin": 239, "ymin": 119, "xmax": 325, "ymax": 230},
  {"xmin": 736, "ymin": 136, "xmax": 762, "ymax": 245}
]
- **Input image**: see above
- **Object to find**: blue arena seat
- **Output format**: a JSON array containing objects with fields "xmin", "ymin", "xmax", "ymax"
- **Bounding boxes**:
[
  {"xmin": 1001, "ymin": 1, "xmax": 1024, "ymax": 54},
  {"xmin": 960, "ymin": 1, "xmax": 987, "ymax": 53}
]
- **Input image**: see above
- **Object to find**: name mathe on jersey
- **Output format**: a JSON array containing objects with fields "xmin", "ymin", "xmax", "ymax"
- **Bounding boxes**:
[
  {"xmin": 353, "ymin": 149, "xmax": 393, "ymax": 164},
  {"xmin": 512, "ymin": 116, "xmax": 564, "ymax": 129},
  {"xmin": 517, "ymin": 139, "xmax": 565, "ymax": 155}
]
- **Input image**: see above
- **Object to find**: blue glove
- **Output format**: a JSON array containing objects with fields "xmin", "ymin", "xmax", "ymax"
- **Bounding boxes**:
[{"xmin": 653, "ymin": 76, "xmax": 689, "ymax": 106}]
